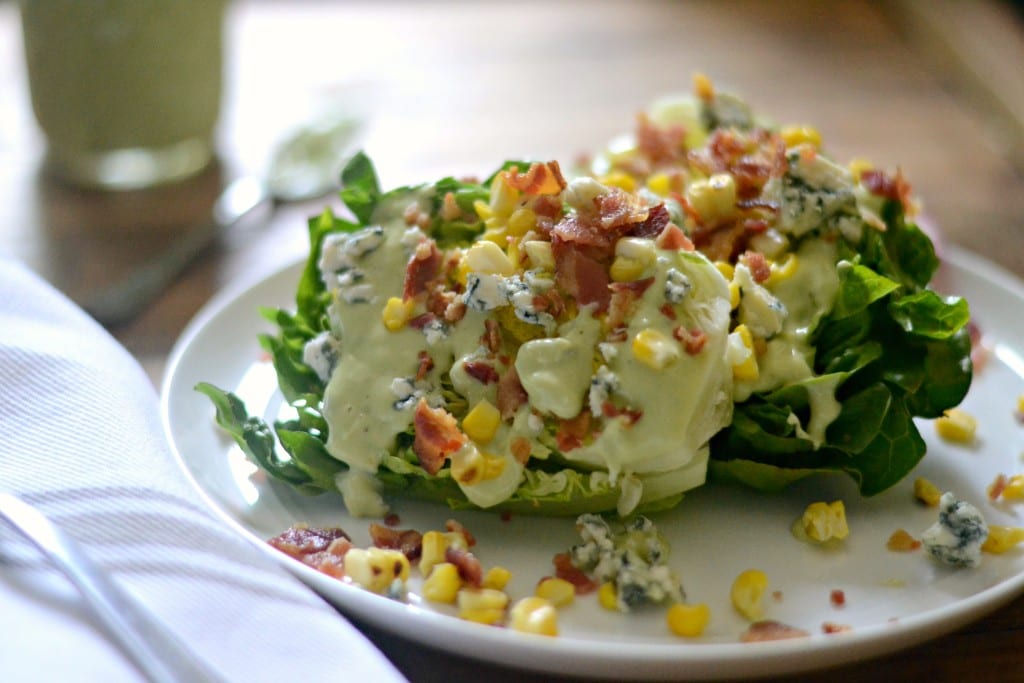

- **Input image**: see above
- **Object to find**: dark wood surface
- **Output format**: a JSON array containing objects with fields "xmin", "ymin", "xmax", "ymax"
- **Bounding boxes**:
[{"xmin": 2, "ymin": 1, "xmax": 1023, "ymax": 680}]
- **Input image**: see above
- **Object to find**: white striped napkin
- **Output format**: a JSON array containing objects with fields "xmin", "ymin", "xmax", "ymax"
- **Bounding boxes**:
[{"xmin": 0, "ymin": 260, "xmax": 407, "ymax": 683}]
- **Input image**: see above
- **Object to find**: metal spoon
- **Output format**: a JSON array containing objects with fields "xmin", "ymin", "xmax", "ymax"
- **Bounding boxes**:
[
  {"xmin": 0, "ymin": 491, "xmax": 224, "ymax": 683},
  {"xmin": 81, "ymin": 115, "xmax": 363, "ymax": 327}
]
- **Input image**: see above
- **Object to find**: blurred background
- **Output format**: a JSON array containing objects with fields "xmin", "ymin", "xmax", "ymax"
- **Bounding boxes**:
[{"xmin": 0, "ymin": 3, "xmax": 1023, "ymax": 679}]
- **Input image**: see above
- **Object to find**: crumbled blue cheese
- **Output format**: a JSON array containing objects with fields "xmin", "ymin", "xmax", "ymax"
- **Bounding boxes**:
[
  {"xmin": 922, "ymin": 492, "xmax": 988, "ymax": 568},
  {"xmin": 390, "ymin": 377, "xmax": 421, "ymax": 411},
  {"xmin": 505, "ymin": 274, "xmax": 556, "ymax": 330},
  {"xmin": 420, "ymin": 318, "xmax": 449, "ymax": 346},
  {"xmin": 588, "ymin": 365, "xmax": 619, "ymax": 417},
  {"xmin": 302, "ymin": 330, "xmax": 342, "ymax": 383},
  {"xmin": 598, "ymin": 342, "xmax": 619, "ymax": 362},
  {"xmin": 401, "ymin": 226, "xmax": 427, "ymax": 249},
  {"xmin": 569, "ymin": 514, "xmax": 683, "ymax": 611},
  {"xmin": 320, "ymin": 226, "xmax": 386, "ymax": 303},
  {"xmin": 774, "ymin": 151, "xmax": 859, "ymax": 238},
  {"xmin": 463, "ymin": 272, "xmax": 507, "ymax": 311},
  {"xmin": 664, "ymin": 268, "xmax": 692, "ymax": 304}
]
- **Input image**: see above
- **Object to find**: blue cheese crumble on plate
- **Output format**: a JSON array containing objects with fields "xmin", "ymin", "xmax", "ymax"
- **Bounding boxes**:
[{"xmin": 921, "ymin": 492, "xmax": 989, "ymax": 569}]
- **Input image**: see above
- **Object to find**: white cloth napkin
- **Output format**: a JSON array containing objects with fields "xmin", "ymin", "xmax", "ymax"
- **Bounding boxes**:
[{"xmin": 0, "ymin": 260, "xmax": 407, "ymax": 683}]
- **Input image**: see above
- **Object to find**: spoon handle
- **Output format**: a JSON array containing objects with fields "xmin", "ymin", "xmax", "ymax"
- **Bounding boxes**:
[
  {"xmin": 81, "ymin": 176, "xmax": 269, "ymax": 327},
  {"xmin": 0, "ymin": 492, "xmax": 224, "ymax": 683}
]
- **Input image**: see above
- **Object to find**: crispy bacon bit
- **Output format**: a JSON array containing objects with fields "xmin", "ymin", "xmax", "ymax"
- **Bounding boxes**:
[
  {"xmin": 530, "ymin": 194, "xmax": 564, "ymax": 233},
  {"xmin": 861, "ymin": 168, "xmax": 913, "ymax": 209},
  {"xmin": 268, "ymin": 526, "xmax": 352, "ymax": 579},
  {"xmin": 441, "ymin": 191, "xmax": 462, "ymax": 221},
  {"xmin": 444, "ymin": 299, "xmax": 467, "ymax": 323},
  {"xmin": 660, "ymin": 303, "xmax": 677, "ymax": 320},
  {"xmin": 552, "ymin": 235, "xmax": 611, "ymax": 312},
  {"xmin": 886, "ymin": 529, "xmax": 922, "ymax": 552},
  {"xmin": 416, "ymin": 350, "xmax": 434, "ymax": 381},
  {"xmin": 502, "ymin": 161, "xmax": 567, "ymax": 196},
  {"xmin": 500, "ymin": 511, "xmax": 513, "ymax": 523},
  {"xmin": 594, "ymin": 190, "xmax": 650, "ymax": 231},
  {"xmin": 369, "ymin": 523, "xmax": 423, "ymax": 561},
  {"xmin": 403, "ymin": 240, "xmax": 442, "ymax": 301},
  {"xmin": 607, "ymin": 325, "xmax": 628, "ymax": 343},
  {"xmin": 988, "ymin": 473, "xmax": 1009, "ymax": 501},
  {"xmin": 496, "ymin": 365, "xmax": 529, "ymax": 419},
  {"xmin": 772, "ymin": 590, "xmax": 784, "ymax": 602},
  {"xmin": 608, "ymin": 277, "xmax": 655, "ymax": 329},
  {"xmin": 601, "ymin": 401, "xmax": 643, "ymax": 425},
  {"xmin": 384, "ymin": 513, "xmax": 401, "ymax": 527},
  {"xmin": 464, "ymin": 360, "xmax": 499, "ymax": 385},
  {"xmin": 445, "ymin": 546, "xmax": 483, "ymax": 587},
  {"xmin": 412, "ymin": 399, "xmax": 466, "ymax": 475},
  {"xmin": 444, "ymin": 519, "xmax": 477, "ymax": 547},
  {"xmin": 409, "ymin": 312, "xmax": 436, "ymax": 330},
  {"xmin": 636, "ymin": 112, "xmax": 687, "ymax": 165},
  {"xmin": 553, "ymin": 552, "xmax": 599, "ymax": 594},
  {"xmin": 830, "ymin": 589, "xmax": 846, "ymax": 607},
  {"xmin": 483, "ymin": 319, "xmax": 501, "ymax": 354},
  {"xmin": 655, "ymin": 223, "xmax": 694, "ymax": 251},
  {"xmin": 426, "ymin": 286, "xmax": 456, "ymax": 318},
  {"xmin": 740, "ymin": 620, "xmax": 810, "ymax": 643},
  {"xmin": 694, "ymin": 221, "xmax": 749, "ymax": 264},
  {"xmin": 822, "ymin": 622, "xmax": 852, "ymax": 634},
  {"xmin": 556, "ymin": 411, "xmax": 591, "ymax": 452},
  {"xmin": 510, "ymin": 437, "xmax": 532, "ymax": 464},
  {"xmin": 628, "ymin": 203, "xmax": 671, "ymax": 239},
  {"xmin": 673, "ymin": 327, "xmax": 707, "ymax": 355},
  {"xmin": 742, "ymin": 251, "xmax": 771, "ymax": 283},
  {"xmin": 403, "ymin": 201, "xmax": 425, "ymax": 226}
]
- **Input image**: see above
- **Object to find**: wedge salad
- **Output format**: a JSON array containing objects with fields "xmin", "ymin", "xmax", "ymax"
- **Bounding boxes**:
[{"xmin": 198, "ymin": 77, "xmax": 971, "ymax": 518}]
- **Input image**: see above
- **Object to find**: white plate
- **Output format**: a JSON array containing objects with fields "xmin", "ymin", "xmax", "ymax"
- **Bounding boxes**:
[{"xmin": 162, "ymin": 246, "xmax": 1024, "ymax": 680}]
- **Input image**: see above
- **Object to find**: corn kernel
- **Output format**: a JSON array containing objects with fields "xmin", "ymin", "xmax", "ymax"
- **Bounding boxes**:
[
  {"xmin": 489, "ymin": 173, "xmax": 520, "ymax": 217},
  {"xmin": 524, "ymin": 240, "xmax": 554, "ymax": 270},
  {"xmin": 982, "ymin": 526, "xmax": 1024, "ymax": 553},
  {"xmin": 610, "ymin": 256, "xmax": 646, "ymax": 282},
  {"xmin": 686, "ymin": 173, "xmax": 737, "ymax": 224},
  {"xmin": 457, "ymin": 587, "xmax": 509, "ymax": 623},
  {"xmin": 730, "ymin": 569, "xmax": 768, "ymax": 621},
  {"xmin": 728, "ymin": 324, "xmax": 759, "ymax": 381},
  {"xmin": 535, "ymin": 577, "xmax": 575, "ymax": 607},
  {"xmin": 381, "ymin": 297, "xmax": 415, "ymax": 332},
  {"xmin": 507, "ymin": 208, "xmax": 538, "ymax": 237},
  {"xmin": 482, "ymin": 452, "xmax": 507, "ymax": 481},
  {"xmin": 728, "ymin": 281, "xmax": 741, "ymax": 310},
  {"xmin": 483, "ymin": 566, "xmax": 512, "ymax": 591},
  {"xmin": 666, "ymin": 603, "xmax": 711, "ymax": 638},
  {"xmin": 597, "ymin": 582, "xmax": 618, "ymax": 611},
  {"xmin": 473, "ymin": 199, "xmax": 493, "ymax": 221},
  {"xmin": 714, "ymin": 261, "xmax": 735, "ymax": 281},
  {"xmin": 693, "ymin": 72, "xmax": 715, "ymax": 101},
  {"xmin": 848, "ymin": 158, "xmax": 874, "ymax": 183},
  {"xmin": 766, "ymin": 254, "xmax": 799, "ymax": 285},
  {"xmin": 914, "ymin": 477, "xmax": 942, "ymax": 506},
  {"xmin": 646, "ymin": 172, "xmax": 671, "ymax": 197},
  {"xmin": 450, "ymin": 444, "xmax": 486, "ymax": 485},
  {"xmin": 344, "ymin": 548, "xmax": 410, "ymax": 594},
  {"xmin": 600, "ymin": 171, "xmax": 637, "ymax": 193},
  {"xmin": 419, "ymin": 530, "xmax": 449, "ymax": 576},
  {"xmin": 780, "ymin": 125, "xmax": 822, "ymax": 149},
  {"xmin": 465, "ymin": 240, "xmax": 516, "ymax": 276},
  {"xmin": 935, "ymin": 408, "xmax": 977, "ymax": 443},
  {"xmin": 616, "ymin": 236, "xmax": 657, "ymax": 264},
  {"xmin": 799, "ymin": 500, "xmax": 849, "ymax": 543},
  {"xmin": 459, "ymin": 608, "xmax": 505, "ymax": 625},
  {"xmin": 422, "ymin": 562, "xmax": 462, "ymax": 603},
  {"xmin": 1003, "ymin": 474, "xmax": 1024, "ymax": 500},
  {"xmin": 509, "ymin": 597, "xmax": 559, "ymax": 636},
  {"xmin": 632, "ymin": 328, "xmax": 681, "ymax": 370},
  {"xmin": 1018, "ymin": 394, "xmax": 1024, "ymax": 415},
  {"xmin": 462, "ymin": 400, "xmax": 501, "ymax": 445}
]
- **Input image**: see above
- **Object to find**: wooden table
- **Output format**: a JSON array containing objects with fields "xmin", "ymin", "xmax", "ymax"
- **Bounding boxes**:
[{"xmin": 2, "ymin": 1, "xmax": 1024, "ymax": 680}]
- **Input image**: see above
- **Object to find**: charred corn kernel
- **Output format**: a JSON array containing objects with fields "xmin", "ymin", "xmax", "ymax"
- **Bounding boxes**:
[
  {"xmin": 632, "ymin": 328, "xmax": 681, "ymax": 370},
  {"xmin": 419, "ymin": 530, "xmax": 449, "ymax": 576},
  {"xmin": 914, "ymin": 477, "xmax": 942, "ymax": 506},
  {"xmin": 462, "ymin": 400, "xmax": 501, "ymax": 445},
  {"xmin": 597, "ymin": 582, "xmax": 619, "ymax": 611},
  {"xmin": 507, "ymin": 208, "xmax": 537, "ymax": 237},
  {"xmin": 535, "ymin": 577, "xmax": 575, "ymax": 607},
  {"xmin": 610, "ymin": 256, "xmax": 645, "ymax": 282},
  {"xmin": 935, "ymin": 408, "xmax": 977, "ymax": 443},
  {"xmin": 600, "ymin": 171, "xmax": 637, "ymax": 193},
  {"xmin": 767, "ymin": 254, "xmax": 799, "ymax": 285},
  {"xmin": 646, "ymin": 172, "xmax": 671, "ymax": 197},
  {"xmin": 457, "ymin": 587, "xmax": 509, "ymax": 624},
  {"xmin": 800, "ymin": 500, "xmax": 849, "ymax": 542},
  {"xmin": 343, "ymin": 548, "xmax": 410, "ymax": 594},
  {"xmin": 1002, "ymin": 474, "xmax": 1024, "ymax": 500},
  {"xmin": 780, "ymin": 125, "xmax": 822, "ymax": 149},
  {"xmin": 524, "ymin": 240, "xmax": 554, "ymax": 270},
  {"xmin": 728, "ymin": 324, "xmax": 758, "ymax": 381},
  {"xmin": 465, "ymin": 240, "xmax": 516, "ymax": 276},
  {"xmin": 693, "ymin": 72, "xmax": 714, "ymax": 100},
  {"xmin": 473, "ymin": 199, "xmax": 493, "ymax": 221},
  {"xmin": 728, "ymin": 281, "xmax": 741, "ymax": 310},
  {"xmin": 483, "ymin": 566, "xmax": 512, "ymax": 591},
  {"xmin": 450, "ymin": 444, "xmax": 486, "ymax": 485},
  {"xmin": 666, "ymin": 603, "xmax": 711, "ymax": 638},
  {"xmin": 422, "ymin": 562, "xmax": 462, "ymax": 603},
  {"xmin": 686, "ymin": 173, "xmax": 737, "ymax": 224},
  {"xmin": 381, "ymin": 297, "xmax": 415, "ymax": 332},
  {"xmin": 982, "ymin": 526, "xmax": 1024, "ymax": 553},
  {"xmin": 730, "ymin": 569, "xmax": 768, "ymax": 621},
  {"xmin": 848, "ymin": 158, "xmax": 873, "ymax": 182},
  {"xmin": 714, "ymin": 261, "xmax": 735, "ymax": 281},
  {"xmin": 509, "ymin": 597, "xmax": 558, "ymax": 636}
]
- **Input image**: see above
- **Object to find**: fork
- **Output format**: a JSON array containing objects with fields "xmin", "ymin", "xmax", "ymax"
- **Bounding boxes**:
[{"xmin": 0, "ymin": 492, "xmax": 224, "ymax": 683}]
